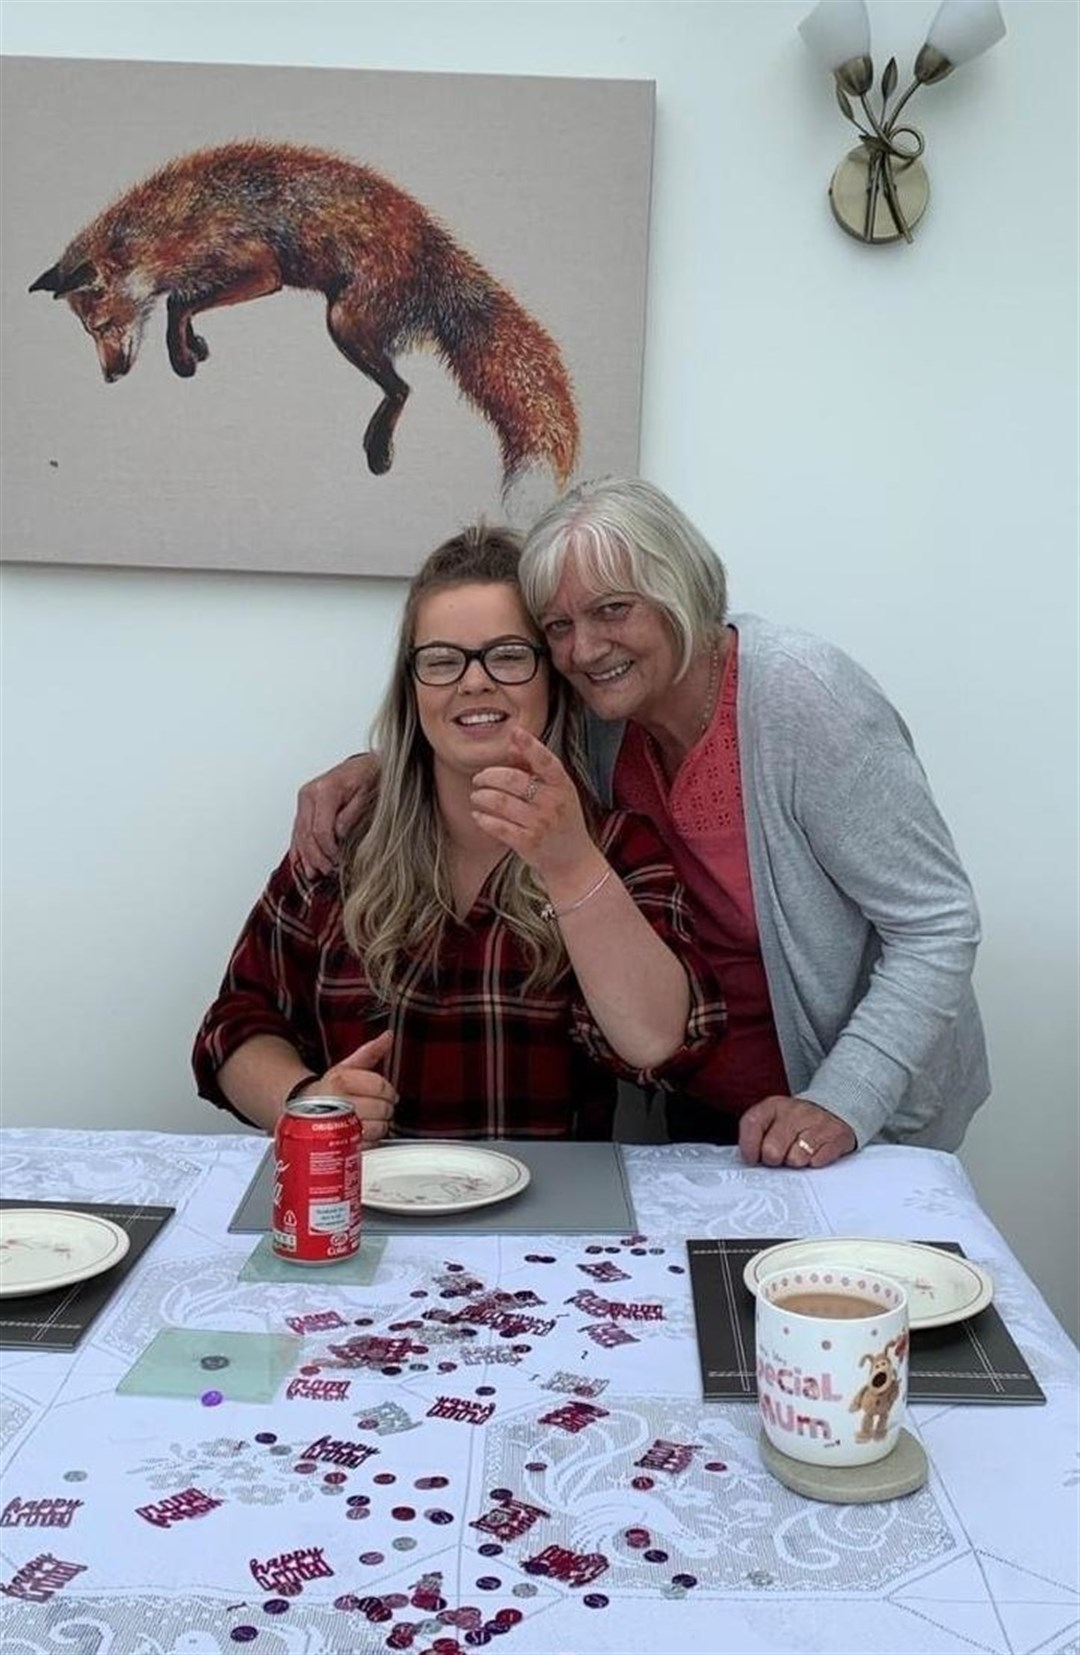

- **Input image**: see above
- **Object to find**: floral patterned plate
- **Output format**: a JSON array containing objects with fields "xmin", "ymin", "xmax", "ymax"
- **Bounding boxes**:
[
  {"xmin": 0, "ymin": 1208, "xmax": 130, "ymax": 1297},
  {"xmin": 743, "ymin": 1237, "xmax": 993, "ymax": 1330},
  {"xmin": 361, "ymin": 1143, "xmax": 531, "ymax": 1215}
]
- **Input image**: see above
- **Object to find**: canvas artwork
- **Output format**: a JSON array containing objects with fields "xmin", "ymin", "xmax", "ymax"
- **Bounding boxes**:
[{"xmin": 0, "ymin": 57, "xmax": 654, "ymax": 578}]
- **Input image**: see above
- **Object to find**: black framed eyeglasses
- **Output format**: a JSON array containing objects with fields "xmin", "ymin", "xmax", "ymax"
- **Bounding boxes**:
[{"xmin": 409, "ymin": 639, "xmax": 547, "ymax": 687}]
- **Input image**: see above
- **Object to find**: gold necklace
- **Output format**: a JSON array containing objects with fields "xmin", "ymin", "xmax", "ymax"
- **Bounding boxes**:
[{"xmin": 698, "ymin": 635, "xmax": 721, "ymax": 738}]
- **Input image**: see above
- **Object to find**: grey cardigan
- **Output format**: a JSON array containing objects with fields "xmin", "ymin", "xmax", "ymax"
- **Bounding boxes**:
[{"xmin": 588, "ymin": 613, "xmax": 990, "ymax": 1150}]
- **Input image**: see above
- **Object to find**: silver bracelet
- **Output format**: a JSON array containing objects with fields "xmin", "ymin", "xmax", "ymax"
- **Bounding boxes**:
[{"xmin": 539, "ymin": 866, "xmax": 613, "ymax": 922}]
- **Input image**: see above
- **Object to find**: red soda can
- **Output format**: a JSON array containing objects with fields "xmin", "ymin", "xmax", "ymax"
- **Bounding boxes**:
[{"xmin": 273, "ymin": 1098, "xmax": 362, "ymax": 1264}]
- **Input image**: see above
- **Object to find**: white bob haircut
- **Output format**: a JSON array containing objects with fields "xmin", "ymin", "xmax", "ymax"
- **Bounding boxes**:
[{"xmin": 519, "ymin": 477, "xmax": 728, "ymax": 680}]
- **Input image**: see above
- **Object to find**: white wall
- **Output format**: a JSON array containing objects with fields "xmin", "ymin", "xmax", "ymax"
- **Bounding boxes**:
[{"xmin": 1, "ymin": 2, "xmax": 1076, "ymax": 1339}]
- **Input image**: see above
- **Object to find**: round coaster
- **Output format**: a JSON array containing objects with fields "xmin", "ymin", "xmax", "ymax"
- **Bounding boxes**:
[{"xmin": 758, "ymin": 1427, "xmax": 928, "ymax": 1504}]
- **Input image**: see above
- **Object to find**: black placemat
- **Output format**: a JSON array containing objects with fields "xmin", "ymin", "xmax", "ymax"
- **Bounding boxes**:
[
  {"xmin": 229, "ymin": 1140, "xmax": 636, "ymax": 1235},
  {"xmin": 0, "ymin": 1200, "xmax": 174, "ymax": 1351},
  {"xmin": 687, "ymin": 1237, "xmax": 1045, "ymax": 1405}
]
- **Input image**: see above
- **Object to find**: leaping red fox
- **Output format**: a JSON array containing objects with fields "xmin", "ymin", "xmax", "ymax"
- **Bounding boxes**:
[{"xmin": 30, "ymin": 140, "xmax": 579, "ymax": 492}]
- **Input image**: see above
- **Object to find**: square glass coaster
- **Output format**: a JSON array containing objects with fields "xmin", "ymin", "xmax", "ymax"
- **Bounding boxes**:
[
  {"xmin": 238, "ymin": 1233, "xmax": 386, "ymax": 1284},
  {"xmin": 116, "ymin": 1326, "xmax": 301, "ymax": 1403}
]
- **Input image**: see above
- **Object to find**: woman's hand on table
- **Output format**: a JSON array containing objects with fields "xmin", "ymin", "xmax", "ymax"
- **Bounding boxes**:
[
  {"xmin": 296, "ymin": 1031, "xmax": 397, "ymax": 1144},
  {"xmin": 739, "ymin": 1095, "xmax": 856, "ymax": 1170}
]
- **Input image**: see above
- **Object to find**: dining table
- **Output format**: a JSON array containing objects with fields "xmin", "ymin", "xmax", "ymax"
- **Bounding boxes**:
[{"xmin": 0, "ymin": 1126, "xmax": 1077, "ymax": 1655}]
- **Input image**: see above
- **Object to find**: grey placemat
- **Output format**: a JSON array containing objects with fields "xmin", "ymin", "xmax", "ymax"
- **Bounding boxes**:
[
  {"xmin": 229, "ymin": 1140, "xmax": 636, "ymax": 1235},
  {"xmin": 0, "ymin": 1200, "xmax": 174, "ymax": 1351}
]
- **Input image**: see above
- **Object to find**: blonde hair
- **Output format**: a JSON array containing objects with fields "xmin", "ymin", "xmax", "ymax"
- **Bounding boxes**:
[
  {"xmin": 342, "ymin": 525, "xmax": 595, "ymax": 998},
  {"xmin": 520, "ymin": 476, "xmax": 728, "ymax": 678}
]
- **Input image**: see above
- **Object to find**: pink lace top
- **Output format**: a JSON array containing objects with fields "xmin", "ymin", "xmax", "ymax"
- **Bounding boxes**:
[{"xmin": 613, "ymin": 628, "xmax": 789, "ymax": 1116}]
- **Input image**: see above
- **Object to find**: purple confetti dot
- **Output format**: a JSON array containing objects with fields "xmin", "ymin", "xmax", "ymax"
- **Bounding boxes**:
[
  {"xmin": 300, "ymin": 1364, "xmax": 320, "ymax": 1376},
  {"xmin": 604, "ymin": 1246, "xmax": 620, "ymax": 1254},
  {"xmin": 353, "ymin": 1316, "xmax": 374, "ymax": 1326},
  {"xmin": 438, "ymin": 1361, "xmax": 458, "ymax": 1373},
  {"xmin": 263, "ymin": 1599, "xmax": 290, "ymax": 1615},
  {"xmin": 644, "ymin": 1548, "xmax": 669, "ymax": 1563},
  {"xmin": 672, "ymin": 1573, "xmax": 698, "ymax": 1588},
  {"xmin": 631, "ymin": 1247, "xmax": 647, "ymax": 1256},
  {"xmin": 583, "ymin": 1593, "xmax": 609, "ymax": 1608},
  {"xmin": 511, "ymin": 1343, "xmax": 531, "ymax": 1354},
  {"xmin": 373, "ymin": 1472, "xmax": 396, "ymax": 1484},
  {"xmin": 358, "ymin": 1550, "xmax": 384, "ymax": 1565},
  {"xmin": 522, "ymin": 1560, "xmax": 549, "ymax": 1576},
  {"xmin": 427, "ymin": 1508, "xmax": 454, "ymax": 1524},
  {"xmin": 648, "ymin": 1246, "xmax": 664, "ymax": 1255},
  {"xmin": 705, "ymin": 1461, "xmax": 728, "ymax": 1472},
  {"xmin": 391, "ymin": 1505, "xmax": 416, "ymax": 1520},
  {"xmin": 488, "ymin": 1487, "xmax": 513, "ymax": 1502},
  {"xmin": 464, "ymin": 1634, "xmax": 491, "ymax": 1649},
  {"xmin": 524, "ymin": 1461, "xmax": 546, "ymax": 1472},
  {"xmin": 446, "ymin": 1262, "xmax": 465, "ymax": 1271},
  {"xmin": 381, "ymin": 1364, "xmax": 403, "ymax": 1376},
  {"xmin": 230, "ymin": 1629, "xmax": 258, "ymax": 1643},
  {"xmin": 631, "ymin": 1476, "xmax": 654, "ymax": 1490},
  {"xmin": 384, "ymin": 1593, "xmax": 409, "ymax": 1609},
  {"xmin": 477, "ymin": 1542, "xmax": 503, "ymax": 1557},
  {"xmin": 411, "ymin": 1289, "xmax": 429, "ymax": 1298},
  {"xmin": 293, "ymin": 1461, "xmax": 317, "ymax": 1475},
  {"xmin": 200, "ymin": 1390, "xmax": 224, "ymax": 1407},
  {"xmin": 358, "ymin": 1417, "xmax": 379, "ymax": 1429},
  {"xmin": 347, "ymin": 1494, "xmax": 371, "ymax": 1506},
  {"xmin": 334, "ymin": 1594, "xmax": 363, "ymax": 1611},
  {"xmin": 475, "ymin": 1385, "xmax": 496, "ymax": 1396},
  {"xmin": 585, "ymin": 1245, "xmax": 603, "ymax": 1254},
  {"xmin": 254, "ymin": 1432, "xmax": 277, "ymax": 1445},
  {"xmin": 485, "ymin": 1624, "xmax": 511, "ymax": 1638},
  {"xmin": 415, "ymin": 1474, "xmax": 450, "ymax": 1490},
  {"xmin": 412, "ymin": 1344, "xmax": 429, "ymax": 1354},
  {"xmin": 323, "ymin": 1471, "xmax": 347, "ymax": 1485},
  {"xmin": 667, "ymin": 1264, "xmax": 686, "ymax": 1274}
]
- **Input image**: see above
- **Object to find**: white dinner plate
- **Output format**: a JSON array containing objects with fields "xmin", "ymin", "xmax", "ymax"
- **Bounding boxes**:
[
  {"xmin": 742, "ymin": 1236, "xmax": 994, "ymax": 1330},
  {"xmin": 361, "ymin": 1143, "xmax": 531, "ymax": 1216},
  {"xmin": 0, "ymin": 1208, "xmax": 131, "ymax": 1298}
]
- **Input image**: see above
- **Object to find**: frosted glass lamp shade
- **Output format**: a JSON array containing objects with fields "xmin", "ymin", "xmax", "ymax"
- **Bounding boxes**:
[
  {"xmin": 916, "ymin": 0, "xmax": 1006, "ymax": 81},
  {"xmin": 798, "ymin": 1, "xmax": 872, "ymax": 72}
]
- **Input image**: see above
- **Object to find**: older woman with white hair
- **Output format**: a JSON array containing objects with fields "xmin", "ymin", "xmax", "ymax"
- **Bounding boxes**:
[{"xmin": 292, "ymin": 481, "xmax": 989, "ymax": 1168}]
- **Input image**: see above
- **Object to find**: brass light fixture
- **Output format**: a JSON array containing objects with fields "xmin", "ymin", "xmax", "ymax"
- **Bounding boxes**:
[{"xmin": 798, "ymin": 0, "xmax": 1007, "ymax": 244}]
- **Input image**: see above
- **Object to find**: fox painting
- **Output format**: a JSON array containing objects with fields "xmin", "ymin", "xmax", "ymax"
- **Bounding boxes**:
[{"xmin": 29, "ymin": 141, "xmax": 580, "ymax": 494}]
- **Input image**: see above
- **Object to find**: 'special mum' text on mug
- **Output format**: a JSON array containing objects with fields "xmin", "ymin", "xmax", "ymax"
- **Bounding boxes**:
[{"xmin": 755, "ymin": 1265, "xmax": 909, "ymax": 1468}]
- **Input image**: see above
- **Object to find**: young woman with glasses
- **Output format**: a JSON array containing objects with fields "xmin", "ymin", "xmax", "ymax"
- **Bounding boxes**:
[{"xmin": 193, "ymin": 526, "xmax": 724, "ymax": 1141}]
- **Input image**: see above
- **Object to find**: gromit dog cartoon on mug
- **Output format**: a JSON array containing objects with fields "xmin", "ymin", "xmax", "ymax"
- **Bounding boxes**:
[{"xmin": 848, "ymin": 1334, "xmax": 908, "ymax": 1442}]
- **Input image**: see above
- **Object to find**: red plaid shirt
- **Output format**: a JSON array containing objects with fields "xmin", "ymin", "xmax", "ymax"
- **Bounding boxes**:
[{"xmin": 193, "ymin": 810, "xmax": 725, "ymax": 1139}]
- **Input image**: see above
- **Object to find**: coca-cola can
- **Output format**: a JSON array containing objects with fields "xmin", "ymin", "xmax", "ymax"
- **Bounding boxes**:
[{"xmin": 273, "ymin": 1097, "xmax": 362, "ymax": 1264}]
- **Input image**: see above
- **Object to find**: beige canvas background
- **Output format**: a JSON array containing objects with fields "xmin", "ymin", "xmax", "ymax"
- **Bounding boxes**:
[{"xmin": 0, "ymin": 56, "xmax": 652, "ymax": 577}]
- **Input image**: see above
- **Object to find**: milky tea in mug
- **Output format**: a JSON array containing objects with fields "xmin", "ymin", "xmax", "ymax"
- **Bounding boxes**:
[{"xmin": 755, "ymin": 1266, "xmax": 909, "ymax": 1468}]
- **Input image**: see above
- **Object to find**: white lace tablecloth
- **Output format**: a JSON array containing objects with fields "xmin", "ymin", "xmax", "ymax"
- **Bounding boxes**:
[{"xmin": 1, "ymin": 1130, "xmax": 1077, "ymax": 1655}]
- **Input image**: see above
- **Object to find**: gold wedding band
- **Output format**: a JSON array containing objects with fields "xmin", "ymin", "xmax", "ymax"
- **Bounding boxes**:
[
  {"xmin": 795, "ymin": 1135, "xmax": 815, "ymax": 1156},
  {"xmin": 524, "ymin": 777, "xmax": 540, "ymax": 803}
]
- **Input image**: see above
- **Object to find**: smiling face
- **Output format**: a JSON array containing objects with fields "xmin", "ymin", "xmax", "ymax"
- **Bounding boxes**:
[
  {"xmin": 411, "ymin": 582, "xmax": 550, "ymax": 780},
  {"xmin": 538, "ymin": 557, "xmax": 682, "ymax": 726}
]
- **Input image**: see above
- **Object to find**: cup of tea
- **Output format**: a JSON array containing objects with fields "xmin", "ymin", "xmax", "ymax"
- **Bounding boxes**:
[{"xmin": 755, "ymin": 1265, "xmax": 909, "ymax": 1468}]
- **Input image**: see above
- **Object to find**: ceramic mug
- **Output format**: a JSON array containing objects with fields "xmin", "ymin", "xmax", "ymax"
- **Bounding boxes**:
[{"xmin": 755, "ymin": 1265, "xmax": 909, "ymax": 1468}]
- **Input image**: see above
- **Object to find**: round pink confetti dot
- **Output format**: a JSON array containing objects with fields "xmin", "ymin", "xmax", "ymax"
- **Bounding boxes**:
[{"xmin": 631, "ymin": 1475, "xmax": 654, "ymax": 1490}]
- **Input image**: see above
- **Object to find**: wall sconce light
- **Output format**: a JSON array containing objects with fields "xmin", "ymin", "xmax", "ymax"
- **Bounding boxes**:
[{"xmin": 798, "ymin": 0, "xmax": 1006, "ymax": 244}]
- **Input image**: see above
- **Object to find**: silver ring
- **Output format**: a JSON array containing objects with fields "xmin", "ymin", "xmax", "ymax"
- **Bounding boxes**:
[
  {"xmin": 795, "ymin": 1135, "xmax": 815, "ymax": 1156},
  {"xmin": 524, "ymin": 777, "xmax": 540, "ymax": 803}
]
